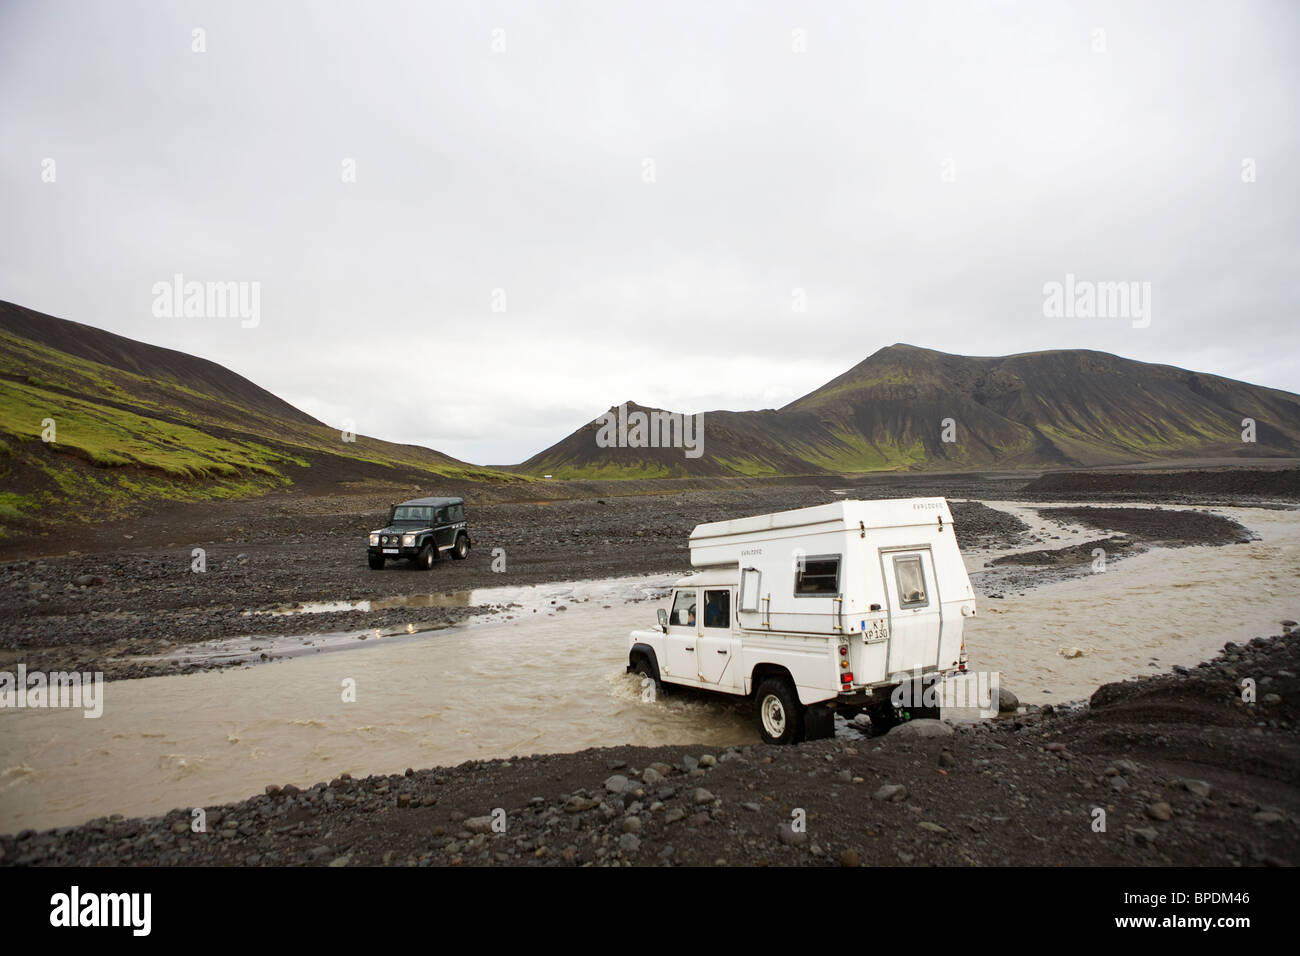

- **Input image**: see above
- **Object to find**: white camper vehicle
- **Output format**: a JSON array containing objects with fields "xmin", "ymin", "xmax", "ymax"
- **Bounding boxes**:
[{"xmin": 627, "ymin": 498, "xmax": 976, "ymax": 744}]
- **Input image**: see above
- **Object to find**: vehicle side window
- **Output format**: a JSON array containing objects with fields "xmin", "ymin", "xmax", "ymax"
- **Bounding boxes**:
[
  {"xmin": 894, "ymin": 555, "xmax": 928, "ymax": 607},
  {"xmin": 670, "ymin": 590, "xmax": 697, "ymax": 627},
  {"xmin": 452, "ymin": 505, "xmax": 464, "ymax": 521},
  {"xmin": 703, "ymin": 589, "xmax": 730, "ymax": 629},
  {"xmin": 436, "ymin": 507, "xmax": 448, "ymax": 524},
  {"xmin": 794, "ymin": 555, "xmax": 840, "ymax": 596}
]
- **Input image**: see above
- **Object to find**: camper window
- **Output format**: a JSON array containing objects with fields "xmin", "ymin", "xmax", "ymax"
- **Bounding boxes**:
[
  {"xmin": 670, "ymin": 589, "xmax": 697, "ymax": 626},
  {"xmin": 894, "ymin": 555, "xmax": 928, "ymax": 607},
  {"xmin": 739, "ymin": 569, "xmax": 761, "ymax": 612},
  {"xmin": 703, "ymin": 589, "xmax": 730, "ymax": 628},
  {"xmin": 794, "ymin": 556, "xmax": 840, "ymax": 596}
]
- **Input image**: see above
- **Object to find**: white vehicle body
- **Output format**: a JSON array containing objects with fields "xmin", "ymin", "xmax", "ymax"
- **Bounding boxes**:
[{"xmin": 627, "ymin": 497, "xmax": 977, "ymax": 742}]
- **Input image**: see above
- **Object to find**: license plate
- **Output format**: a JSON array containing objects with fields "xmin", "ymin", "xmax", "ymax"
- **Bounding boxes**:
[{"xmin": 383, "ymin": 548, "xmax": 398, "ymax": 554}]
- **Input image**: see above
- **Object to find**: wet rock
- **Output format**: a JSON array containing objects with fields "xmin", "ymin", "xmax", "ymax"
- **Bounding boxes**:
[
  {"xmin": 693, "ymin": 788, "xmax": 716, "ymax": 805},
  {"xmin": 1183, "ymin": 779, "xmax": 1212, "ymax": 798},
  {"xmin": 465, "ymin": 816, "xmax": 495, "ymax": 834},
  {"xmin": 604, "ymin": 774, "xmax": 629, "ymax": 794},
  {"xmin": 998, "ymin": 688, "xmax": 1019, "ymax": 713},
  {"xmin": 888, "ymin": 719, "xmax": 953, "ymax": 738},
  {"xmin": 839, "ymin": 849, "xmax": 861, "ymax": 867}
]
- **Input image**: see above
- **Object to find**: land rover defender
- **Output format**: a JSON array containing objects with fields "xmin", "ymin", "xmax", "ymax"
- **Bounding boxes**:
[
  {"xmin": 367, "ymin": 496, "xmax": 471, "ymax": 570},
  {"xmin": 627, "ymin": 498, "xmax": 978, "ymax": 744}
]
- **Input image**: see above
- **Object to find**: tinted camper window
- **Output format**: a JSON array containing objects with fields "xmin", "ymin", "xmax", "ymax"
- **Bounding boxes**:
[
  {"xmin": 703, "ymin": 589, "xmax": 730, "ymax": 628},
  {"xmin": 894, "ymin": 555, "xmax": 928, "ymax": 607},
  {"xmin": 795, "ymin": 556, "xmax": 840, "ymax": 596}
]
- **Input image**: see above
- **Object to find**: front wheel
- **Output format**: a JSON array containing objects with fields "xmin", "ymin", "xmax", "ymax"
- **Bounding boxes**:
[
  {"xmin": 368, "ymin": 554, "xmax": 385, "ymax": 570},
  {"xmin": 864, "ymin": 697, "xmax": 901, "ymax": 737},
  {"xmin": 755, "ymin": 677, "xmax": 805, "ymax": 746},
  {"xmin": 632, "ymin": 653, "xmax": 664, "ymax": 698},
  {"xmin": 415, "ymin": 543, "xmax": 435, "ymax": 570},
  {"xmin": 451, "ymin": 533, "xmax": 469, "ymax": 560}
]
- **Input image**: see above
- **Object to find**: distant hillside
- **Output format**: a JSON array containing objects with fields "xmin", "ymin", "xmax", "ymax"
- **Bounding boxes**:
[
  {"xmin": 516, "ymin": 345, "xmax": 1300, "ymax": 478},
  {"xmin": 0, "ymin": 301, "xmax": 515, "ymax": 529}
]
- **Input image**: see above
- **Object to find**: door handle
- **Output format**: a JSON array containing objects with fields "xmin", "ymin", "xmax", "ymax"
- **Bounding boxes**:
[
  {"xmin": 685, "ymin": 647, "xmax": 694, "ymax": 652},
  {"xmin": 716, "ymin": 649, "xmax": 728, "ymax": 654}
]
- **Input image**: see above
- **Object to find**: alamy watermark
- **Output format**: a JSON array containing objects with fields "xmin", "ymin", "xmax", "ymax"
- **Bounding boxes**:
[
  {"xmin": 891, "ymin": 669, "xmax": 999, "ymax": 718},
  {"xmin": 594, "ymin": 402, "xmax": 704, "ymax": 459},
  {"xmin": 1, "ymin": 665, "xmax": 104, "ymax": 718},
  {"xmin": 1043, "ymin": 273, "xmax": 1151, "ymax": 328},
  {"xmin": 151, "ymin": 273, "xmax": 260, "ymax": 328}
]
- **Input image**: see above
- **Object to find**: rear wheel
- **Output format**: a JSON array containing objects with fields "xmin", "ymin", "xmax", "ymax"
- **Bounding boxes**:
[
  {"xmin": 451, "ymin": 533, "xmax": 469, "ymax": 560},
  {"xmin": 368, "ymin": 554, "xmax": 385, "ymax": 570},
  {"xmin": 755, "ymin": 677, "xmax": 805, "ymax": 746},
  {"xmin": 804, "ymin": 704, "xmax": 835, "ymax": 741}
]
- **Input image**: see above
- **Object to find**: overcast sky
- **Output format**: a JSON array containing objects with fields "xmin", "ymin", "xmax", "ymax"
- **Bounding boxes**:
[{"xmin": 2, "ymin": 0, "xmax": 1297, "ymax": 464}]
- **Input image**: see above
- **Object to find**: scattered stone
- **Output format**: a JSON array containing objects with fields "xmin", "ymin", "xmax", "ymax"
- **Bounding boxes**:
[
  {"xmin": 778, "ymin": 824, "xmax": 807, "ymax": 847},
  {"xmin": 888, "ymin": 719, "xmax": 953, "ymax": 738},
  {"xmin": 873, "ymin": 784, "xmax": 908, "ymax": 802},
  {"xmin": 1146, "ymin": 802, "xmax": 1173, "ymax": 822}
]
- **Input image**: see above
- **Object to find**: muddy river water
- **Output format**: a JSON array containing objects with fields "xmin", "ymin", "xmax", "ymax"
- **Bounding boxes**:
[{"xmin": 2, "ymin": 502, "xmax": 1297, "ymax": 832}]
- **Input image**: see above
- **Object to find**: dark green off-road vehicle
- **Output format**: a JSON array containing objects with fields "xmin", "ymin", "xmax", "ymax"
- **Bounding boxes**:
[{"xmin": 367, "ymin": 496, "xmax": 471, "ymax": 570}]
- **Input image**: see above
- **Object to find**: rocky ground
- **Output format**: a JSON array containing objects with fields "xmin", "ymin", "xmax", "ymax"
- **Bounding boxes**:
[{"xmin": 4, "ymin": 628, "xmax": 1296, "ymax": 867}]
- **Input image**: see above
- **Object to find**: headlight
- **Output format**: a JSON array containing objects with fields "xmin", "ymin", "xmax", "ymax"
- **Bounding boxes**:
[
  {"xmin": 369, "ymin": 534, "xmax": 379, "ymax": 546},
  {"xmin": 402, "ymin": 534, "xmax": 415, "ymax": 547}
]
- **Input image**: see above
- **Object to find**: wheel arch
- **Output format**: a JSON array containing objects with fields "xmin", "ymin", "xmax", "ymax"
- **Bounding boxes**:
[{"xmin": 628, "ymin": 642, "xmax": 661, "ymax": 677}]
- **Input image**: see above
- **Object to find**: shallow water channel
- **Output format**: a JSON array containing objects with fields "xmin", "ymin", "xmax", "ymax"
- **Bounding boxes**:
[{"xmin": 2, "ymin": 502, "xmax": 1296, "ymax": 832}]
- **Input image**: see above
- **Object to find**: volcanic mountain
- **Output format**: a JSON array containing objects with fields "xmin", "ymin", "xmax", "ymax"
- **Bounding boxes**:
[
  {"xmin": 0, "ymin": 300, "xmax": 510, "ymax": 526},
  {"xmin": 515, "ymin": 345, "xmax": 1300, "ymax": 478}
]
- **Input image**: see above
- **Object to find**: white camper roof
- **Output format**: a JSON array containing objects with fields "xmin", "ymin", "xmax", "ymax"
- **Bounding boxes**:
[
  {"xmin": 690, "ymin": 497, "xmax": 953, "ymax": 545},
  {"xmin": 672, "ymin": 568, "xmax": 740, "ymax": 589}
]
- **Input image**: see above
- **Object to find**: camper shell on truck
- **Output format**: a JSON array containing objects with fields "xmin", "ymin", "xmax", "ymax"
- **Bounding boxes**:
[{"xmin": 627, "ymin": 497, "xmax": 976, "ymax": 744}]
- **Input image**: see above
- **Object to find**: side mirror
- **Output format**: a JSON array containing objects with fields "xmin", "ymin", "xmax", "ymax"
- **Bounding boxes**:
[{"xmin": 657, "ymin": 608, "xmax": 668, "ymax": 632}]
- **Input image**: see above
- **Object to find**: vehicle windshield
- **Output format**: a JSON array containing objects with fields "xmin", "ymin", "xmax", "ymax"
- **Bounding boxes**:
[{"xmin": 392, "ymin": 505, "xmax": 434, "ymax": 523}]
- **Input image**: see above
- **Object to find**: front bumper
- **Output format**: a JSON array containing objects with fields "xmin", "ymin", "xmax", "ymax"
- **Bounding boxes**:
[{"xmin": 368, "ymin": 545, "xmax": 421, "ymax": 558}]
